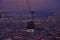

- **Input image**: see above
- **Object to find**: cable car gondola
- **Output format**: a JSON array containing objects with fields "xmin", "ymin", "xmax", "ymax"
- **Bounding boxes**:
[
  {"xmin": 26, "ymin": 20, "xmax": 35, "ymax": 32},
  {"xmin": 26, "ymin": 11, "xmax": 35, "ymax": 33}
]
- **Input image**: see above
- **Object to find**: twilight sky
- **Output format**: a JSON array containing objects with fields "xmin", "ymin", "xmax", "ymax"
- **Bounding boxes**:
[
  {"xmin": 0, "ymin": 0, "xmax": 59, "ymax": 11},
  {"xmin": 0, "ymin": 0, "xmax": 60, "ymax": 19}
]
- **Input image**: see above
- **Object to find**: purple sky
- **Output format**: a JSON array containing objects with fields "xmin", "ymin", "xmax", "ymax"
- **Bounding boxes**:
[
  {"xmin": 0, "ymin": 0, "xmax": 60, "ymax": 19},
  {"xmin": 0, "ymin": 0, "xmax": 59, "ymax": 11}
]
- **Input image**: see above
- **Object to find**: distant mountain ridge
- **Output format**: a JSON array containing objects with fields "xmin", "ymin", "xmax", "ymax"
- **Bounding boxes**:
[{"xmin": 0, "ymin": 8, "xmax": 60, "ymax": 19}]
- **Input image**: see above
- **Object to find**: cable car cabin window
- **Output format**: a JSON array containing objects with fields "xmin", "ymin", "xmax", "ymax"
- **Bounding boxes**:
[
  {"xmin": 26, "ymin": 21, "xmax": 35, "ymax": 29},
  {"xmin": 30, "ymin": 11, "xmax": 35, "ymax": 14},
  {"xmin": 0, "ymin": 14, "xmax": 1, "ymax": 18}
]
